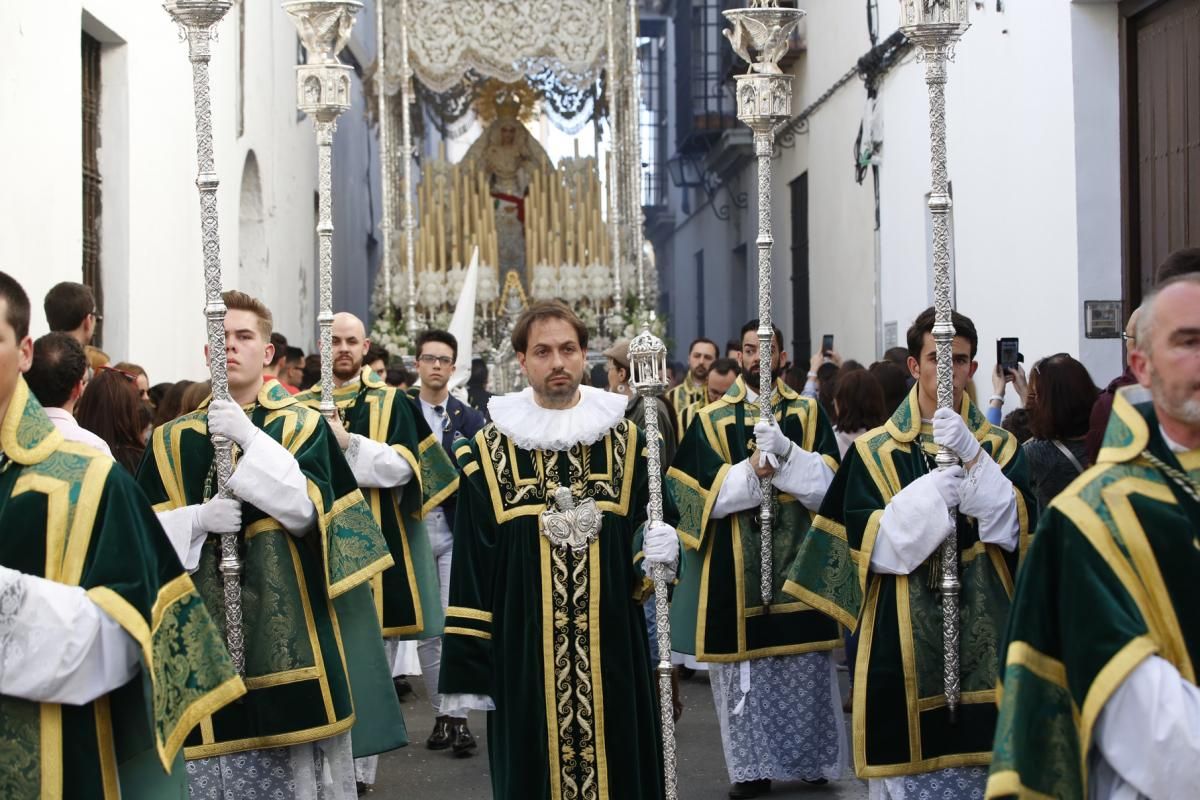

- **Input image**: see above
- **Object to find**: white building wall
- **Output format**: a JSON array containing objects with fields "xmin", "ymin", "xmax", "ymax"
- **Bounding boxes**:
[{"xmin": 0, "ymin": 2, "xmax": 380, "ymax": 384}]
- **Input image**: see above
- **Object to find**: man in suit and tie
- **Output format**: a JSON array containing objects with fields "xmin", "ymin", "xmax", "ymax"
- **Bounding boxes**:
[{"xmin": 413, "ymin": 329, "xmax": 487, "ymax": 756}]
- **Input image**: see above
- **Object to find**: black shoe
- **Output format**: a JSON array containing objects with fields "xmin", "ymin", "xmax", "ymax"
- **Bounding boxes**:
[
  {"xmin": 450, "ymin": 719, "xmax": 478, "ymax": 757},
  {"xmin": 728, "ymin": 779, "xmax": 771, "ymax": 798},
  {"xmin": 802, "ymin": 778, "xmax": 828, "ymax": 786},
  {"xmin": 426, "ymin": 716, "xmax": 452, "ymax": 750},
  {"xmin": 393, "ymin": 676, "xmax": 413, "ymax": 700},
  {"xmin": 356, "ymin": 780, "xmax": 370, "ymax": 795}
]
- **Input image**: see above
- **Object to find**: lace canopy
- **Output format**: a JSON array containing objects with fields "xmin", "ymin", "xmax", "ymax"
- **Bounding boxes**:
[{"xmin": 382, "ymin": 0, "xmax": 608, "ymax": 94}]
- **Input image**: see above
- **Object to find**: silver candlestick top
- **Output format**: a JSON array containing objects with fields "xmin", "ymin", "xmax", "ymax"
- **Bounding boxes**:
[
  {"xmin": 282, "ymin": 0, "xmax": 362, "ymax": 64},
  {"xmin": 164, "ymin": 0, "xmax": 232, "ymax": 29},
  {"xmin": 629, "ymin": 324, "xmax": 669, "ymax": 398},
  {"xmin": 724, "ymin": 0, "xmax": 803, "ymax": 609}
]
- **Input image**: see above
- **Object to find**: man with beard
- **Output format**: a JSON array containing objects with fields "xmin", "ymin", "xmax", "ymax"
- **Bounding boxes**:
[
  {"xmin": 411, "ymin": 329, "xmax": 486, "ymax": 756},
  {"xmin": 784, "ymin": 308, "xmax": 1032, "ymax": 800},
  {"xmin": 138, "ymin": 293, "xmax": 401, "ymax": 799},
  {"xmin": 988, "ymin": 274, "xmax": 1200, "ymax": 799},
  {"xmin": 667, "ymin": 338, "xmax": 718, "ymax": 426},
  {"xmin": 295, "ymin": 313, "xmax": 461, "ymax": 787},
  {"xmin": 666, "ymin": 320, "xmax": 846, "ymax": 798},
  {"xmin": 439, "ymin": 300, "xmax": 678, "ymax": 799}
]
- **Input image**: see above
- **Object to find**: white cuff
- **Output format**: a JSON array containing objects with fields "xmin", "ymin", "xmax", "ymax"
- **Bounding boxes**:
[
  {"xmin": 227, "ymin": 432, "xmax": 317, "ymax": 536},
  {"xmin": 871, "ymin": 475, "xmax": 955, "ymax": 575},
  {"xmin": 440, "ymin": 693, "xmax": 496, "ymax": 716},
  {"xmin": 1094, "ymin": 654, "xmax": 1200, "ymax": 799},
  {"xmin": 156, "ymin": 506, "xmax": 207, "ymax": 572},
  {"xmin": 711, "ymin": 460, "xmax": 764, "ymax": 519},
  {"xmin": 0, "ymin": 566, "xmax": 140, "ymax": 705},
  {"xmin": 960, "ymin": 457, "xmax": 1019, "ymax": 552},
  {"xmin": 771, "ymin": 445, "xmax": 834, "ymax": 512},
  {"xmin": 346, "ymin": 434, "xmax": 415, "ymax": 489}
]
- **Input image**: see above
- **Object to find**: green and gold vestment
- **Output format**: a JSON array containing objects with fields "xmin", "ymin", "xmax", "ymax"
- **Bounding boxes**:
[
  {"xmin": 667, "ymin": 375, "xmax": 705, "ymax": 442},
  {"xmin": 296, "ymin": 367, "xmax": 458, "ymax": 638},
  {"xmin": 137, "ymin": 380, "xmax": 397, "ymax": 759},
  {"xmin": 666, "ymin": 377, "xmax": 842, "ymax": 662},
  {"xmin": 987, "ymin": 390, "xmax": 1200, "ymax": 799},
  {"xmin": 783, "ymin": 386, "xmax": 1034, "ymax": 777},
  {"xmin": 440, "ymin": 420, "xmax": 664, "ymax": 800},
  {"xmin": 0, "ymin": 378, "xmax": 244, "ymax": 799}
]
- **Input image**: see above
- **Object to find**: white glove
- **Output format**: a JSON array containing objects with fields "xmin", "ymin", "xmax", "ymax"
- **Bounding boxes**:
[
  {"xmin": 923, "ymin": 465, "xmax": 965, "ymax": 509},
  {"xmin": 754, "ymin": 419, "xmax": 793, "ymax": 469},
  {"xmin": 194, "ymin": 497, "xmax": 242, "ymax": 534},
  {"xmin": 643, "ymin": 521, "xmax": 680, "ymax": 565},
  {"xmin": 207, "ymin": 399, "xmax": 258, "ymax": 448},
  {"xmin": 932, "ymin": 407, "xmax": 980, "ymax": 464}
]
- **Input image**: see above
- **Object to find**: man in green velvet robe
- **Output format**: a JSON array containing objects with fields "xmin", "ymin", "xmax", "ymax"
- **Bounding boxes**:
[
  {"xmin": 988, "ymin": 275, "xmax": 1200, "ymax": 799},
  {"xmin": 667, "ymin": 337, "xmax": 719, "ymax": 436},
  {"xmin": 296, "ymin": 312, "xmax": 459, "ymax": 786},
  {"xmin": 137, "ymin": 291, "xmax": 401, "ymax": 800},
  {"xmin": 783, "ymin": 308, "xmax": 1034, "ymax": 799},
  {"xmin": 0, "ymin": 271, "xmax": 244, "ymax": 800},
  {"xmin": 439, "ymin": 301, "xmax": 677, "ymax": 800},
  {"xmin": 666, "ymin": 320, "xmax": 845, "ymax": 798}
]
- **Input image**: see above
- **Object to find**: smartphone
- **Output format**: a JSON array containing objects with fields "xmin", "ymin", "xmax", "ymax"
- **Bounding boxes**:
[
  {"xmin": 821, "ymin": 334, "xmax": 834, "ymax": 356},
  {"xmin": 997, "ymin": 337, "xmax": 1020, "ymax": 374}
]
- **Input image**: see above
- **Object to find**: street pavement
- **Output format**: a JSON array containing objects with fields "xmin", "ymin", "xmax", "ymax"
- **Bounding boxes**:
[{"xmin": 369, "ymin": 668, "xmax": 868, "ymax": 799}]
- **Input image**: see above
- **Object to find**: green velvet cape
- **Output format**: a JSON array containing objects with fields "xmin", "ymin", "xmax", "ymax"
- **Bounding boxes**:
[
  {"xmin": 986, "ymin": 390, "xmax": 1200, "ymax": 799},
  {"xmin": 439, "ymin": 420, "xmax": 665, "ymax": 800},
  {"xmin": 0, "ymin": 378, "xmax": 244, "ymax": 800},
  {"xmin": 296, "ymin": 367, "xmax": 458, "ymax": 638},
  {"xmin": 783, "ymin": 386, "xmax": 1034, "ymax": 778},
  {"xmin": 665, "ymin": 377, "xmax": 842, "ymax": 662},
  {"xmin": 136, "ymin": 380, "xmax": 400, "ymax": 759}
]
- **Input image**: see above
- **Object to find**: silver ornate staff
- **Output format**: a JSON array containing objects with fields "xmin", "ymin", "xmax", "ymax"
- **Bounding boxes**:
[
  {"xmin": 899, "ymin": 0, "xmax": 969, "ymax": 719},
  {"xmin": 283, "ymin": 0, "xmax": 362, "ymax": 414},
  {"xmin": 723, "ymin": 0, "xmax": 805, "ymax": 608},
  {"xmin": 397, "ymin": 0, "xmax": 419, "ymax": 342},
  {"xmin": 629, "ymin": 323, "xmax": 678, "ymax": 800},
  {"xmin": 605, "ymin": 0, "xmax": 625, "ymax": 337},
  {"xmin": 164, "ymin": 0, "xmax": 244, "ymax": 674}
]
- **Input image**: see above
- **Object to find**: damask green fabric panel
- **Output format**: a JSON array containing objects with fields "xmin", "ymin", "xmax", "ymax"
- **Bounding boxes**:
[
  {"xmin": 988, "ymin": 397, "xmax": 1200, "ymax": 798},
  {"xmin": 0, "ymin": 381, "xmax": 242, "ymax": 798},
  {"xmin": 665, "ymin": 377, "xmax": 843, "ymax": 661},
  {"xmin": 137, "ymin": 381, "xmax": 395, "ymax": 758},
  {"xmin": 298, "ymin": 370, "xmax": 447, "ymax": 638},
  {"xmin": 784, "ymin": 386, "xmax": 1035, "ymax": 776}
]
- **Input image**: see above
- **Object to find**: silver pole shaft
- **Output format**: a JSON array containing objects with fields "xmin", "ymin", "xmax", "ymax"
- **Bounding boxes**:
[
  {"xmin": 171, "ymin": 6, "xmax": 245, "ymax": 675},
  {"xmin": 376, "ymin": 0, "xmax": 393, "ymax": 308},
  {"xmin": 754, "ymin": 132, "xmax": 774, "ymax": 609},
  {"xmin": 399, "ymin": 0, "xmax": 418, "ymax": 341},
  {"xmin": 641, "ymin": 396, "xmax": 678, "ymax": 800},
  {"xmin": 316, "ymin": 119, "xmax": 338, "ymax": 413},
  {"xmin": 627, "ymin": 0, "xmax": 645, "ymax": 313},
  {"xmin": 924, "ymin": 43, "xmax": 961, "ymax": 719},
  {"xmin": 606, "ymin": 0, "xmax": 624, "ymax": 327}
]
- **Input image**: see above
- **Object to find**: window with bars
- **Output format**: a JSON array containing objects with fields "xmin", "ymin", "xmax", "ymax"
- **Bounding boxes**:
[
  {"xmin": 638, "ymin": 22, "xmax": 667, "ymax": 209},
  {"xmin": 675, "ymin": 0, "xmax": 739, "ymax": 152},
  {"xmin": 82, "ymin": 32, "xmax": 103, "ymax": 345},
  {"xmin": 639, "ymin": 21, "xmax": 668, "ymax": 208}
]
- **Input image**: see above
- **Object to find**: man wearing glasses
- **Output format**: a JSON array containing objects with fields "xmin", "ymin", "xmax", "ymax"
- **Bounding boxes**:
[{"xmin": 413, "ymin": 329, "xmax": 486, "ymax": 756}]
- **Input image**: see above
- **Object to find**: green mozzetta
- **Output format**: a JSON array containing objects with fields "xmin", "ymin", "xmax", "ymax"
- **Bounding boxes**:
[
  {"xmin": 783, "ymin": 385, "xmax": 1034, "ymax": 778},
  {"xmin": 986, "ymin": 389, "xmax": 1200, "ymax": 799},
  {"xmin": 296, "ymin": 367, "xmax": 459, "ymax": 638},
  {"xmin": 440, "ymin": 420, "xmax": 665, "ymax": 800},
  {"xmin": 136, "ymin": 380, "xmax": 399, "ymax": 759},
  {"xmin": 0, "ymin": 378, "xmax": 244, "ymax": 799},
  {"xmin": 665, "ymin": 376, "xmax": 842, "ymax": 662}
]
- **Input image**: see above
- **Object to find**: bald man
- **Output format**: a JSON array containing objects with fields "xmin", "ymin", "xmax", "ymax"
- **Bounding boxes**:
[{"xmin": 295, "ymin": 313, "xmax": 462, "ymax": 787}]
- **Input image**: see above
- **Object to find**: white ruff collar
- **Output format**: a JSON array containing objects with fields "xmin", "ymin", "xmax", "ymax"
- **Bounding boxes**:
[{"xmin": 488, "ymin": 385, "xmax": 628, "ymax": 451}]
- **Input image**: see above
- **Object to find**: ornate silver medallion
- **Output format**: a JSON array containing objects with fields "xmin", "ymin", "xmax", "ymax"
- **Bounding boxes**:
[{"xmin": 540, "ymin": 485, "xmax": 603, "ymax": 552}]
